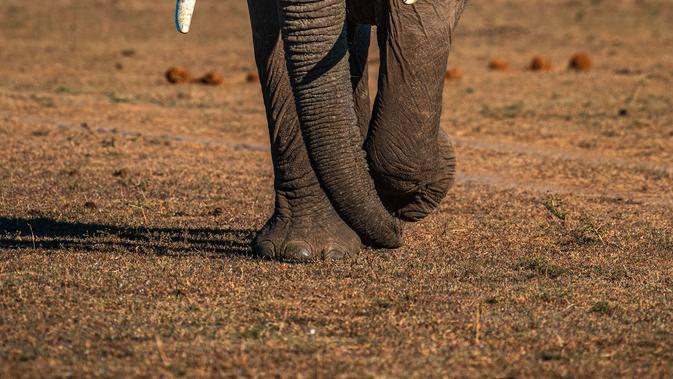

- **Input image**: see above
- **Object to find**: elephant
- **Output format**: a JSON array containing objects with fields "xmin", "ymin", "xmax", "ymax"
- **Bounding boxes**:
[{"xmin": 177, "ymin": 0, "xmax": 467, "ymax": 261}]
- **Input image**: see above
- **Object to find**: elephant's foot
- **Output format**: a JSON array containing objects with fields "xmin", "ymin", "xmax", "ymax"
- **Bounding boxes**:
[
  {"xmin": 254, "ymin": 193, "xmax": 361, "ymax": 262},
  {"xmin": 371, "ymin": 130, "xmax": 456, "ymax": 222}
]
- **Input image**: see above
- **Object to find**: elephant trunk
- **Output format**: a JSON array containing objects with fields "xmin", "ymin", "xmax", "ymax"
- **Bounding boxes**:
[{"xmin": 278, "ymin": 0, "xmax": 402, "ymax": 248}]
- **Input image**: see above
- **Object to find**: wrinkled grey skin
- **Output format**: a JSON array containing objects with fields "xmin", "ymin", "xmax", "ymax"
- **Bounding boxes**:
[{"xmin": 247, "ymin": 0, "xmax": 466, "ymax": 261}]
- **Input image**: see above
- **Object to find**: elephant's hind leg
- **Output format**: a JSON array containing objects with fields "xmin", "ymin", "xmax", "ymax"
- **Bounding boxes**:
[
  {"xmin": 247, "ymin": 0, "xmax": 361, "ymax": 261},
  {"xmin": 347, "ymin": 21, "xmax": 373, "ymax": 139},
  {"xmin": 365, "ymin": 0, "xmax": 461, "ymax": 221}
]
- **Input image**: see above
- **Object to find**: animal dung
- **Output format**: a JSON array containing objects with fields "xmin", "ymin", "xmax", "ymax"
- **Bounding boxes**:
[
  {"xmin": 444, "ymin": 67, "xmax": 464, "ymax": 81},
  {"xmin": 120, "ymin": 48, "xmax": 136, "ymax": 57},
  {"xmin": 569, "ymin": 53, "xmax": 592, "ymax": 71},
  {"xmin": 488, "ymin": 58, "xmax": 510, "ymax": 71},
  {"xmin": 165, "ymin": 67, "xmax": 192, "ymax": 84},
  {"xmin": 165, "ymin": 67, "xmax": 225, "ymax": 86},
  {"xmin": 198, "ymin": 71, "xmax": 224, "ymax": 86},
  {"xmin": 529, "ymin": 56, "xmax": 552, "ymax": 71},
  {"xmin": 245, "ymin": 71, "xmax": 260, "ymax": 83}
]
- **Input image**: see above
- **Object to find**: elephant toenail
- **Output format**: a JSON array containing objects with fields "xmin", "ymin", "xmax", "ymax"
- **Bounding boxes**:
[
  {"xmin": 323, "ymin": 245, "xmax": 348, "ymax": 260},
  {"xmin": 284, "ymin": 243, "xmax": 312, "ymax": 262},
  {"xmin": 255, "ymin": 240, "xmax": 275, "ymax": 258}
]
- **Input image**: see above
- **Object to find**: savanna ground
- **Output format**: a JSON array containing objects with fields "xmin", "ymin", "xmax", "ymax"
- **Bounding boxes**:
[{"xmin": 1, "ymin": 0, "xmax": 672, "ymax": 377}]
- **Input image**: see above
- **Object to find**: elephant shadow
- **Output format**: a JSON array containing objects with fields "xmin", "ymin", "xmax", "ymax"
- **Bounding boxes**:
[{"xmin": 0, "ymin": 217, "xmax": 256, "ymax": 258}]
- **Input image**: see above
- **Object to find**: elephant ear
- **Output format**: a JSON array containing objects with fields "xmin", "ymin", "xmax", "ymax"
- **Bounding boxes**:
[
  {"xmin": 175, "ymin": 0, "xmax": 197, "ymax": 34},
  {"xmin": 449, "ymin": 0, "xmax": 468, "ymax": 42},
  {"xmin": 400, "ymin": 0, "xmax": 466, "ymax": 40}
]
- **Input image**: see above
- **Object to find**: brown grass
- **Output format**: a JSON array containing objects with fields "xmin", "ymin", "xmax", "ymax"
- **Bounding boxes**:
[{"xmin": 1, "ymin": 0, "xmax": 673, "ymax": 377}]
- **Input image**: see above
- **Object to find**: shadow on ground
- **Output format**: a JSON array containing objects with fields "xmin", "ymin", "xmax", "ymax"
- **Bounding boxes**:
[{"xmin": 0, "ymin": 217, "xmax": 255, "ymax": 257}]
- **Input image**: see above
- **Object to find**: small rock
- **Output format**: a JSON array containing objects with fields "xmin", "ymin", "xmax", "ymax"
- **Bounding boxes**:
[
  {"xmin": 618, "ymin": 108, "xmax": 629, "ymax": 117},
  {"xmin": 211, "ymin": 207, "xmax": 223, "ymax": 216},
  {"xmin": 84, "ymin": 201, "xmax": 97, "ymax": 209}
]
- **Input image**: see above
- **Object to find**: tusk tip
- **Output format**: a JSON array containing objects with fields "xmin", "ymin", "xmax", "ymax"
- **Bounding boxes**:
[{"xmin": 175, "ymin": 0, "xmax": 196, "ymax": 34}]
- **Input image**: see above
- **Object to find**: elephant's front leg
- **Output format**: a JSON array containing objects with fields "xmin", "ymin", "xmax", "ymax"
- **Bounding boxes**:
[
  {"xmin": 365, "ymin": 0, "xmax": 465, "ymax": 221},
  {"xmin": 247, "ymin": 0, "xmax": 360, "ymax": 261}
]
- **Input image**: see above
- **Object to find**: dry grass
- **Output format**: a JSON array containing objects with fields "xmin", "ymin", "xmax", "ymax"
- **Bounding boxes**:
[{"xmin": 1, "ymin": 0, "xmax": 673, "ymax": 377}]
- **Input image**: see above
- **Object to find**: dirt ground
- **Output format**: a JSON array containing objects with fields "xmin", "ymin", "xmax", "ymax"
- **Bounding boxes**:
[{"xmin": 1, "ymin": 0, "xmax": 672, "ymax": 377}]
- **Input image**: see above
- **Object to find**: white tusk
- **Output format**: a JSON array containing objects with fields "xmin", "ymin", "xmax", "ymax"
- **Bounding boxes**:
[
  {"xmin": 403, "ymin": 0, "xmax": 417, "ymax": 4},
  {"xmin": 175, "ymin": 0, "xmax": 197, "ymax": 34}
]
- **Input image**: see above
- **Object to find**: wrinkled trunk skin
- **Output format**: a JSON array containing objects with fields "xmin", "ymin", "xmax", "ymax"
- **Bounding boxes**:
[
  {"xmin": 278, "ymin": 0, "xmax": 402, "ymax": 248},
  {"xmin": 365, "ymin": 0, "xmax": 466, "ymax": 221}
]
